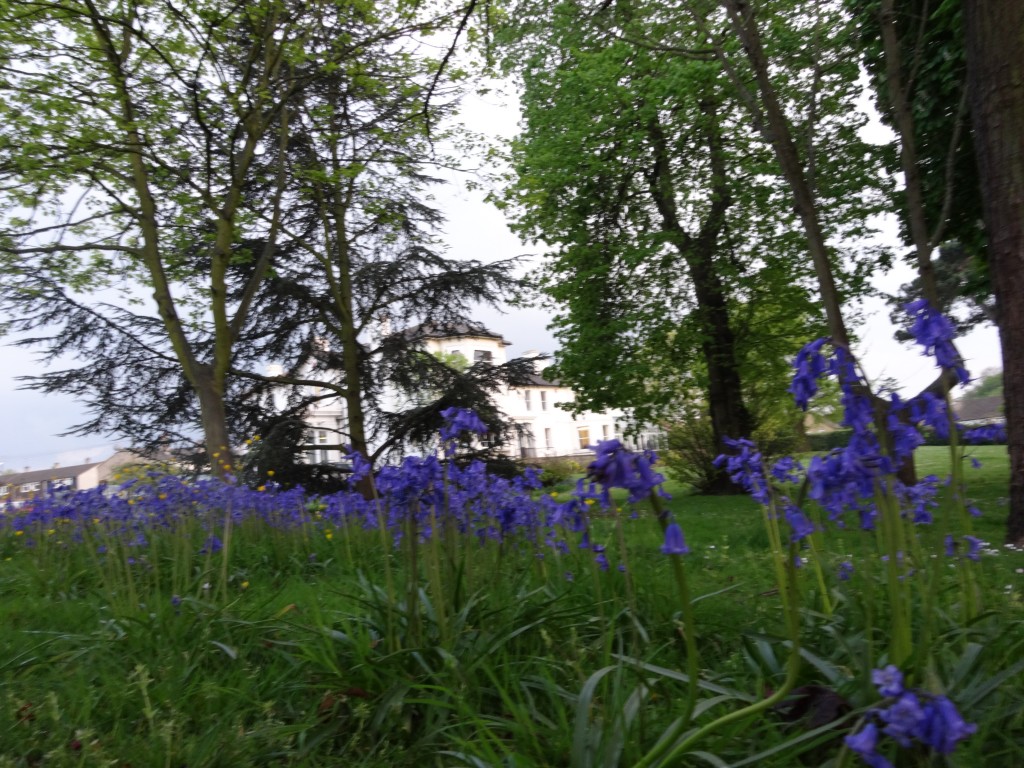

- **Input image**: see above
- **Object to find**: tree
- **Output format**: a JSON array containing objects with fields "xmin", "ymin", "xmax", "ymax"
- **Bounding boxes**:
[
  {"xmin": 963, "ymin": 0, "xmax": 1024, "ymax": 544},
  {"xmin": 0, "ymin": 0, "xmax": 494, "ymax": 473},
  {"xmin": 497, "ymin": 0, "xmax": 885, "ymax": 489},
  {"xmin": 844, "ymin": 0, "xmax": 994, "ymax": 337},
  {"xmin": 959, "ymin": 369, "xmax": 1002, "ymax": 402}
]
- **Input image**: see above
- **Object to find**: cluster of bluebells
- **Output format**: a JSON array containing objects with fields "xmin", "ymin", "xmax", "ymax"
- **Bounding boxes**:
[
  {"xmin": 845, "ymin": 665, "xmax": 976, "ymax": 767},
  {"xmin": 1, "ymin": 411, "xmax": 670, "ymax": 580},
  {"xmin": 718, "ymin": 300, "xmax": 1000, "ymax": 542},
  {"xmin": 587, "ymin": 439, "xmax": 666, "ymax": 503}
]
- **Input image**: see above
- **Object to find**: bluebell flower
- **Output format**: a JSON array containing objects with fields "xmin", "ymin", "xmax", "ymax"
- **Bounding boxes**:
[
  {"xmin": 844, "ymin": 722, "xmax": 894, "ymax": 768},
  {"xmin": 962, "ymin": 422, "xmax": 1006, "ymax": 444},
  {"xmin": 440, "ymin": 407, "xmax": 488, "ymax": 440},
  {"xmin": 200, "ymin": 534, "xmax": 223, "ymax": 554},
  {"xmin": 660, "ymin": 523, "xmax": 690, "ymax": 555},
  {"xmin": 588, "ymin": 439, "xmax": 665, "ymax": 502},
  {"xmin": 872, "ymin": 665, "xmax": 904, "ymax": 697},
  {"xmin": 964, "ymin": 535, "xmax": 983, "ymax": 561},
  {"xmin": 852, "ymin": 665, "xmax": 977, "ymax": 764},
  {"xmin": 715, "ymin": 437, "xmax": 770, "ymax": 505},
  {"xmin": 838, "ymin": 561, "xmax": 854, "ymax": 581},
  {"xmin": 914, "ymin": 695, "xmax": 978, "ymax": 754},
  {"xmin": 789, "ymin": 337, "xmax": 830, "ymax": 410},
  {"xmin": 904, "ymin": 300, "xmax": 970, "ymax": 385},
  {"xmin": 881, "ymin": 691, "xmax": 924, "ymax": 747},
  {"xmin": 783, "ymin": 504, "xmax": 815, "ymax": 542}
]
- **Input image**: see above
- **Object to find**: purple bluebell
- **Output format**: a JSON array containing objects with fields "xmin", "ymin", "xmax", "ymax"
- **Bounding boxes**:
[
  {"xmin": 789, "ymin": 337, "xmax": 830, "ymax": 410},
  {"xmin": 914, "ymin": 695, "xmax": 978, "ymax": 754},
  {"xmin": 587, "ymin": 439, "xmax": 666, "ymax": 502},
  {"xmin": 880, "ymin": 691, "xmax": 924, "ymax": 747},
  {"xmin": 964, "ymin": 536, "xmax": 983, "ymax": 561},
  {"xmin": 660, "ymin": 523, "xmax": 689, "ymax": 555},
  {"xmin": 962, "ymin": 422, "xmax": 1006, "ymax": 444},
  {"xmin": 872, "ymin": 665, "xmax": 904, "ymax": 697},
  {"xmin": 714, "ymin": 437, "xmax": 770, "ymax": 505},
  {"xmin": 440, "ymin": 407, "xmax": 488, "ymax": 440},
  {"xmin": 904, "ymin": 300, "xmax": 970, "ymax": 385},
  {"xmin": 838, "ymin": 561, "xmax": 854, "ymax": 581},
  {"xmin": 783, "ymin": 504, "xmax": 815, "ymax": 542},
  {"xmin": 844, "ymin": 722, "xmax": 894, "ymax": 768}
]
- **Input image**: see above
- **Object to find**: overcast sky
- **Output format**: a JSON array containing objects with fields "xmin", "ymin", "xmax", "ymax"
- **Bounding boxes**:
[{"xmin": 0, "ymin": 85, "xmax": 1002, "ymax": 473}]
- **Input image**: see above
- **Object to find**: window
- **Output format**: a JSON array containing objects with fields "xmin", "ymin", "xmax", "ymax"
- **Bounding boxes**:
[
  {"xmin": 540, "ymin": 390, "xmax": 548, "ymax": 411},
  {"xmin": 602, "ymin": 424, "xmax": 611, "ymax": 440},
  {"xmin": 21, "ymin": 482, "xmax": 40, "ymax": 493},
  {"xmin": 0, "ymin": 485, "xmax": 8, "ymax": 497},
  {"xmin": 524, "ymin": 389, "xmax": 532, "ymax": 411},
  {"xmin": 474, "ymin": 349, "xmax": 493, "ymax": 364},
  {"xmin": 544, "ymin": 428, "xmax": 553, "ymax": 449},
  {"xmin": 577, "ymin": 427, "xmax": 591, "ymax": 450}
]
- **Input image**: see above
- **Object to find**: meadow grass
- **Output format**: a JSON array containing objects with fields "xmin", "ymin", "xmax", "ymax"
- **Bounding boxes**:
[{"xmin": 0, "ymin": 446, "xmax": 1022, "ymax": 766}]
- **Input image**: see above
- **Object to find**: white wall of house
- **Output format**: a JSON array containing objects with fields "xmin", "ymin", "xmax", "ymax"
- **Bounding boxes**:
[{"xmin": 291, "ymin": 325, "xmax": 643, "ymax": 463}]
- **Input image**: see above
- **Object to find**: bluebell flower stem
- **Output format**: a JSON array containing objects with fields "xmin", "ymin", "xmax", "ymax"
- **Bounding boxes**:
[
  {"xmin": 635, "ymin": 491, "xmax": 699, "ymax": 766},
  {"xmin": 651, "ymin": 539, "xmax": 803, "ymax": 768},
  {"xmin": 876, "ymin": 483, "xmax": 912, "ymax": 665}
]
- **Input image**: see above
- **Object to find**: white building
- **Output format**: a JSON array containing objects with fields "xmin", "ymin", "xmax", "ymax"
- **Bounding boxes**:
[{"xmin": 284, "ymin": 321, "xmax": 658, "ymax": 463}]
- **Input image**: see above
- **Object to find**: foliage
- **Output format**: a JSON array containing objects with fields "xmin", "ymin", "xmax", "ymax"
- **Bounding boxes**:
[
  {"xmin": 496, "ymin": 0, "xmax": 887, "ymax": 489},
  {"xmin": 2, "ymin": 393, "xmax": 1023, "ymax": 765},
  {"xmin": 961, "ymin": 368, "xmax": 1004, "ymax": 401},
  {"xmin": 847, "ymin": 0, "xmax": 993, "ymax": 334},
  {"xmin": 0, "ymin": 0, "xmax": 503, "ymax": 471}
]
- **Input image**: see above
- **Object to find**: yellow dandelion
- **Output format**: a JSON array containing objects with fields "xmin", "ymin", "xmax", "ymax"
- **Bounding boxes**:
[
  {"xmin": 584, "ymin": 499, "xmax": 595, "ymax": 506},
  {"xmin": 324, "ymin": 530, "xmax": 333, "ymax": 541},
  {"xmin": 15, "ymin": 530, "xmax": 24, "ymax": 537},
  {"xmin": 257, "ymin": 485, "xmax": 266, "ymax": 492},
  {"xmin": 549, "ymin": 492, "xmax": 559, "ymax": 499},
  {"xmin": 158, "ymin": 493, "xmax": 167, "ymax": 500},
  {"xmin": 47, "ymin": 529, "xmax": 56, "ymax": 536},
  {"xmin": 241, "ymin": 580, "xmax": 250, "ymax": 590},
  {"xmin": 212, "ymin": 452, "xmax": 220, "ymax": 459},
  {"xmin": 128, "ymin": 499, "xmax": 135, "ymax": 505},
  {"xmin": 267, "ymin": 470, "xmax": 275, "ymax": 477}
]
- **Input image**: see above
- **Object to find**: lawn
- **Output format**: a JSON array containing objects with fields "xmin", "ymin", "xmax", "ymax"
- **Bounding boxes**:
[{"xmin": 1, "ymin": 446, "xmax": 1022, "ymax": 766}]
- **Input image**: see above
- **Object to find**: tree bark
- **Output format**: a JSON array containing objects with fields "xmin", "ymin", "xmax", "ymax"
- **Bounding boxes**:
[
  {"xmin": 647, "ymin": 112, "xmax": 754, "ymax": 492},
  {"xmin": 963, "ymin": 0, "xmax": 1024, "ymax": 544},
  {"xmin": 194, "ymin": 365, "xmax": 235, "ymax": 476}
]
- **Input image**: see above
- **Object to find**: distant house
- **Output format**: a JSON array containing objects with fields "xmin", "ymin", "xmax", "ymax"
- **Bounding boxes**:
[
  {"xmin": 289, "ymin": 320, "xmax": 658, "ymax": 464},
  {"xmin": 0, "ymin": 450, "xmax": 140, "ymax": 507},
  {"xmin": 954, "ymin": 395, "xmax": 1004, "ymax": 426}
]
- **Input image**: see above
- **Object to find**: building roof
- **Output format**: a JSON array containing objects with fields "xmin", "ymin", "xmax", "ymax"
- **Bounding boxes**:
[
  {"xmin": 0, "ymin": 461, "xmax": 101, "ymax": 487},
  {"xmin": 519, "ymin": 367, "xmax": 562, "ymax": 387},
  {"xmin": 954, "ymin": 395, "xmax": 1003, "ymax": 424},
  {"xmin": 406, "ymin": 320, "xmax": 511, "ymax": 347}
]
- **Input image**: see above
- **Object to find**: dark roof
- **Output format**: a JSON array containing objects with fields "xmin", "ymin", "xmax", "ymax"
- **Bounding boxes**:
[
  {"xmin": 514, "ymin": 360, "xmax": 561, "ymax": 387},
  {"xmin": 955, "ymin": 395, "xmax": 1003, "ymax": 423},
  {"xmin": 406, "ymin": 320, "xmax": 511, "ymax": 346},
  {"xmin": 0, "ymin": 461, "xmax": 101, "ymax": 487}
]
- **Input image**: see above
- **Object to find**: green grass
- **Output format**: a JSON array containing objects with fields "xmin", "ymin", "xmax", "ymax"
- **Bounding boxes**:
[{"xmin": 1, "ymin": 446, "xmax": 1022, "ymax": 766}]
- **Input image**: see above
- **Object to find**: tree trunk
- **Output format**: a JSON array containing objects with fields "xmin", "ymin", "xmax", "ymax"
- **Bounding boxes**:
[
  {"xmin": 646, "ymin": 111, "xmax": 754, "ymax": 493},
  {"xmin": 193, "ymin": 365, "xmax": 235, "ymax": 477},
  {"xmin": 963, "ymin": 0, "xmax": 1024, "ymax": 544}
]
